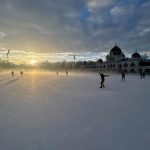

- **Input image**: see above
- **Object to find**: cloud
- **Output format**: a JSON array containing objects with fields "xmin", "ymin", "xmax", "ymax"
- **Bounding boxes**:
[
  {"xmin": 0, "ymin": 49, "xmax": 107, "ymax": 63},
  {"xmin": 139, "ymin": 28, "xmax": 150, "ymax": 36},
  {"xmin": 0, "ymin": 0, "xmax": 149, "ymax": 57},
  {"xmin": 110, "ymin": 6, "xmax": 126, "ymax": 16},
  {"xmin": 87, "ymin": 0, "xmax": 116, "ymax": 8},
  {"xmin": 0, "ymin": 32, "xmax": 5, "ymax": 39}
]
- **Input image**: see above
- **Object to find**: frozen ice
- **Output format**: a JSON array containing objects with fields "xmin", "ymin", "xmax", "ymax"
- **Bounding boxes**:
[{"xmin": 0, "ymin": 72, "xmax": 150, "ymax": 150}]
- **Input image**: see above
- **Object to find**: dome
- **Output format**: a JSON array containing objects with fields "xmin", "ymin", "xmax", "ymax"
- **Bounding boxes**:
[
  {"xmin": 110, "ymin": 46, "xmax": 122, "ymax": 55},
  {"xmin": 132, "ymin": 52, "xmax": 141, "ymax": 58}
]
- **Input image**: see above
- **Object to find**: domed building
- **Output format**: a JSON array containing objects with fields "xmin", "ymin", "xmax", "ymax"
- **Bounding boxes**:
[
  {"xmin": 106, "ymin": 45, "xmax": 125, "ymax": 63},
  {"xmin": 98, "ymin": 44, "xmax": 150, "ymax": 73},
  {"xmin": 110, "ymin": 45, "xmax": 123, "ymax": 55},
  {"xmin": 132, "ymin": 52, "xmax": 141, "ymax": 58}
]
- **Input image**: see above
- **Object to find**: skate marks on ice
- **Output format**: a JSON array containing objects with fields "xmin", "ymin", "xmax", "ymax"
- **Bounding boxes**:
[
  {"xmin": 0, "ymin": 77, "xmax": 11, "ymax": 82},
  {"xmin": 0, "ymin": 78, "xmax": 19, "ymax": 87}
]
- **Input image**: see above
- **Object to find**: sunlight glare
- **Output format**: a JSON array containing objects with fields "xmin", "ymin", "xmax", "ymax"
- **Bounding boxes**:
[{"xmin": 30, "ymin": 59, "xmax": 38, "ymax": 65}]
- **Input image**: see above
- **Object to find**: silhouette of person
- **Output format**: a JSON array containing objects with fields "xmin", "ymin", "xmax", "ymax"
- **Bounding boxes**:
[
  {"xmin": 20, "ymin": 70, "xmax": 23, "ymax": 76},
  {"xmin": 99, "ymin": 72, "xmax": 109, "ymax": 88},
  {"xmin": 66, "ymin": 71, "xmax": 68, "ymax": 75},
  {"xmin": 56, "ymin": 71, "xmax": 58, "ymax": 75},
  {"xmin": 11, "ymin": 70, "xmax": 14, "ymax": 77},
  {"xmin": 121, "ymin": 71, "xmax": 126, "ymax": 82},
  {"xmin": 142, "ymin": 71, "xmax": 145, "ymax": 78},
  {"xmin": 140, "ymin": 70, "xmax": 143, "ymax": 79}
]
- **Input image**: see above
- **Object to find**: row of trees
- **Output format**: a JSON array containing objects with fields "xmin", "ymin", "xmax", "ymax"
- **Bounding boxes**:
[{"xmin": 0, "ymin": 59, "xmax": 104, "ymax": 71}]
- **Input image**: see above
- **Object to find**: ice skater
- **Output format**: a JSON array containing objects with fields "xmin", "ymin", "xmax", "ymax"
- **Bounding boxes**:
[
  {"xmin": 66, "ymin": 71, "xmax": 68, "ymax": 75},
  {"xmin": 121, "ymin": 71, "xmax": 126, "ymax": 82},
  {"xmin": 142, "ymin": 71, "xmax": 145, "ymax": 78},
  {"xmin": 20, "ymin": 70, "xmax": 23, "ymax": 76},
  {"xmin": 140, "ymin": 70, "xmax": 143, "ymax": 79},
  {"xmin": 11, "ymin": 70, "xmax": 14, "ymax": 77},
  {"xmin": 99, "ymin": 72, "xmax": 109, "ymax": 88}
]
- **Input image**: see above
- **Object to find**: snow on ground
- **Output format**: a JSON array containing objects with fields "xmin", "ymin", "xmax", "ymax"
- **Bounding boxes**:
[{"xmin": 0, "ymin": 71, "xmax": 150, "ymax": 150}]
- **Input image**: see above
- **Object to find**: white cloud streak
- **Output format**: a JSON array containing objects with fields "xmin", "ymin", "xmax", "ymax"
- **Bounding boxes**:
[
  {"xmin": 87, "ymin": 0, "xmax": 116, "ymax": 8},
  {"xmin": 0, "ymin": 32, "xmax": 5, "ymax": 39}
]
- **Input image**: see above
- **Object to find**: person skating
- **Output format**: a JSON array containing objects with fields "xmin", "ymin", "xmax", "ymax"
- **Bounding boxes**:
[
  {"xmin": 20, "ymin": 70, "xmax": 23, "ymax": 76},
  {"xmin": 66, "ymin": 71, "xmax": 68, "ymax": 75},
  {"xmin": 142, "ymin": 71, "xmax": 145, "ymax": 78},
  {"xmin": 99, "ymin": 72, "xmax": 109, "ymax": 88},
  {"xmin": 140, "ymin": 70, "xmax": 143, "ymax": 79},
  {"xmin": 11, "ymin": 70, "xmax": 14, "ymax": 77},
  {"xmin": 121, "ymin": 71, "xmax": 126, "ymax": 82}
]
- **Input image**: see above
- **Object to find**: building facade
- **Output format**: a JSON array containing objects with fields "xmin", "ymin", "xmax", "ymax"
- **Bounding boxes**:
[{"xmin": 98, "ymin": 45, "xmax": 150, "ymax": 73}]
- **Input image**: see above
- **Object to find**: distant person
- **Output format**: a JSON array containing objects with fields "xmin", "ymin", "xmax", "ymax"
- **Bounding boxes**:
[
  {"xmin": 56, "ymin": 71, "xmax": 58, "ymax": 75},
  {"xmin": 20, "ymin": 70, "xmax": 23, "ymax": 76},
  {"xmin": 142, "ymin": 71, "xmax": 145, "ymax": 78},
  {"xmin": 11, "ymin": 70, "xmax": 14, "ymax": 77},
  {"xmin": 66, "ymin": 71, "xmax": 68, "ymax": 75},
  {"xmin": 140, "ymin": 70, "xmax": 143, "ymax": 79},
  {"xmin": 99, "ymin": 72, "xmax": 109, "ymax": 88},
  {"xmin": 121, "ymin": 71, "xmax": 126, "ymax": 82}
]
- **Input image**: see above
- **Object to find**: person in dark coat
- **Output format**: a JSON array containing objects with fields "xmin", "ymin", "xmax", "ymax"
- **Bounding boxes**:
[
  {"xmin": 142, "ymin": 71, "xmax": 145, "ymax": 78},
  {"xmin": 20, "ymin": 70, "xmax": 23, "ymax": 76},
  {"xmin": 99, "ymin": 72, "xmax": 109, "ymax": 88},
  {"xmin": 121, "ymin": 71, "xmax": 126, "ymax": 82},
  {"xmin": 66, "ymin": 71, "xmax": 68, "ymax": 75},
  {"xmin": 140, "ymin": 70, "xmax": 143, "ymax": 79},
  {"xmin": 11, "ymin": 70, "xmax": 14, "ymax": 77}
]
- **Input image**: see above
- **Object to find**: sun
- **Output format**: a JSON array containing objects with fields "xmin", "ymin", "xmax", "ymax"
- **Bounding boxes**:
[{"xmin": 30, "ymin": 59, "xmax": 38, "ymax": 65}]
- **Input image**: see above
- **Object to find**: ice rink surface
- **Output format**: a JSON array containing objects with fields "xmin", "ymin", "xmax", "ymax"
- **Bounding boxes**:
[{"xmin": 0, "ymin": 71, "xmax": 150, "ymax": 150}]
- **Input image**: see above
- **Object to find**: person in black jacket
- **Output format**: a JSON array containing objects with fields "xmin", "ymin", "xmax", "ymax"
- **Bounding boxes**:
[
  {"xmin": 121, "ymin": 71, "xmax": 126, "ymax": 82},
  {"xmin": 11, "ymin": 70, "xmax": 14, "ymax": 77},
  {"xmin": 66, "ymin": 71, "xmax": 68, "ymax": 75},
  {"xmin": 142, "ymin": 71, "xmax": 145, "ymax": 78},
  {"xmin": 20, "ymin": 70, "xmax": 23, "ymax": 76},
  {"xmin": 99, "ymin": 72, "xmax": 109, "ymax": 88}
]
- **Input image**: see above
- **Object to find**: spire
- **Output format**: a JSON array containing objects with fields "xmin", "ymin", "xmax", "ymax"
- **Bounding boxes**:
[{"xmin": 115, "ymin": 42, "xmax": 117, "ymax": 46}]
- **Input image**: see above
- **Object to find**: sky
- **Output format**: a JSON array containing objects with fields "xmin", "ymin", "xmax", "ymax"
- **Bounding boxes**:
[{"xmin": 0, "ymin": 0, "xmax": 150, "ymax": 63}]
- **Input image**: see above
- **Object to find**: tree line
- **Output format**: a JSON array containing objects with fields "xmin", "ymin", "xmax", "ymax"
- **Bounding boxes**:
[{"xmin": 0, "ymin": 59, "xmax": 104, "ymax": 71}]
